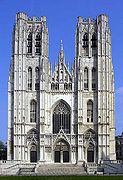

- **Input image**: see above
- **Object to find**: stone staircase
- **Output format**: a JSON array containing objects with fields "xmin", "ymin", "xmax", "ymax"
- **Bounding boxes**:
[
  {"xmin": 85, "ymin": 162, "xmax": 104, "ymax": 175},
  {"xmin": 36, "ymin": 164, "xmax": 87, "ymax": 176},
  {"xmin": 18, "ymin": 167, "xmax": 36, "ymax": 176}
]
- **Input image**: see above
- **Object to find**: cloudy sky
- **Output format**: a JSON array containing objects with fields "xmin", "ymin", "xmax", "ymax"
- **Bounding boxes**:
[{"xmin": 0, "ymin": 0, "xmax": 123, "ymax": 142}]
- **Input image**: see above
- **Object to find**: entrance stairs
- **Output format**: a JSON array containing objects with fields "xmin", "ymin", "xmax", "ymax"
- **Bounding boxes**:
[
  {"xmin": 36, "ymin": 164, "xmax": 87, "ymax": 176},
  {"xmin": 18, "ymin": 167, "xmax": 36, "ymax": 176}
]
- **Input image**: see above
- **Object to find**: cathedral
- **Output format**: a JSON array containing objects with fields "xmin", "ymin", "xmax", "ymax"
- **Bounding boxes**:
[{"xmin": 7, "ymin": 13, "xmax": 116, "ymax": 164}]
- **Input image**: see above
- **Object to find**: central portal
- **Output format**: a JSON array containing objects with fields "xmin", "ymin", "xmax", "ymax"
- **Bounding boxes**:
[{"xmin": 54, "ymin": 140, "xmax": 69, "ymax": 163}]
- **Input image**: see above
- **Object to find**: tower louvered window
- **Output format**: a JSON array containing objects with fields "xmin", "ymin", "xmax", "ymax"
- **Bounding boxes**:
[
  {"xmin": 27, "ymin": 33, "xmax": 32, "ymax": 53},
  {"xmin": 28, "ymin": 67, "xmax": 32, "ymax": 90},
  {"xmin": 91, "ymin": 34, "xmax": 97, "ymax": 47},
  {"xmin": 30, "ymin": 100, "xmax": 37, "ymax": 123},
  {"xmin": 83, "ymin": 33, "xmax": 88, "ymax": 47},
  {"xmin": 84, "ymin": 67, "xmax": 89, "ymax": 90},
  {"xmin": 35, "ymin": 67, "xmax": 40, "ymax": 90},
  {"xmin": 83, "ymin": 33, "xmax": 89, "ymax": 56},
  {"xmin": 92, "ymin": 34, "xmax": 97, "ymax": 56},
  {"xmin": 35, "ymin": 33, "xmax": 41, "ymax": 54}
]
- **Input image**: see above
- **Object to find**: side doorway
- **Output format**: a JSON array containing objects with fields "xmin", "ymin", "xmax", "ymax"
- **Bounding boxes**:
[
  {"xmin": 87, "ymin": 143, "xmax": 94, "ymax": 162},
  {"xmin": 30, "ymin": 144, "xmax": 37, "ymax": 162}
]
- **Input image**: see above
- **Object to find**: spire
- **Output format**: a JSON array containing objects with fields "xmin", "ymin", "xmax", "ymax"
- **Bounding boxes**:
[
  {"xmin": 60, "ymin": 40, "xmax": 63, "ymax": 52},
  {"xmin": 54, "ymin": 60, "xmax": 57, "ymax": 71},
  {"xmin": 50, "ymin": 62, "xmax": 52, "ymax": 76},
  {"xmin": 67, "ymin": 61, "xmax": 69, "ymax": 71},
  {"xmin": 59, "ymin": 40, "xmax": 64, "ymax": 63}
]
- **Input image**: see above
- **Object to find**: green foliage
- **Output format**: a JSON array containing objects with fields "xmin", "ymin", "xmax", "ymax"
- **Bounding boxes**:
[
  {"xmin": 0, "ymin": 140, "xmax": 4, "ymax": 149},
  {"xmin": 0, "ymin": 140, "xmax": 7, "ymax": 160}
]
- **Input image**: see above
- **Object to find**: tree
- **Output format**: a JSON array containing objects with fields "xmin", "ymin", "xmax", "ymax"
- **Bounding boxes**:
[{"xmin": 0, "ymin": 140, "xmax": 7, "ymax": 160}]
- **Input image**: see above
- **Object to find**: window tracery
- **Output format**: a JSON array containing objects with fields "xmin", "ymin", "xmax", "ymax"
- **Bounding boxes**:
[
  {"xmin": 53, "ymin": 101, "xmax": 71, "ymax": 134},
  {"xmin": 84, "ymin": 129, "xmax": 96, "ymax": 144},
  {"xmin": 27, "ymin": 129, "xmax": 39, "ymax": 142}
]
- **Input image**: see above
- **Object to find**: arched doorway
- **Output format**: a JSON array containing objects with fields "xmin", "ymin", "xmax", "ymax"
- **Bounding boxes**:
[
  {"xmin": 54, "ymin": 140, "xmax": 69, "ymax": 163},
  {"xmin": 84, "ymin": 129, "xmax": 97, "ymax": 163},
  {"xmin": 30, "ymin": 144, "xmax": 37, "ymax": 162},
  {"xmin": 87, "ymin": 143, "xmax": 94, "ymax": 162},
  {"xmin": 26, "ymin": 128, "xmax": 39, "ymax": 162}
]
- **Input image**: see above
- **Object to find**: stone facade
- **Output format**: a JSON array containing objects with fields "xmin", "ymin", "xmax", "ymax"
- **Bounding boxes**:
[{"xmin": 7, "ymin": 12, "xmax": 116, "ymax": 164}]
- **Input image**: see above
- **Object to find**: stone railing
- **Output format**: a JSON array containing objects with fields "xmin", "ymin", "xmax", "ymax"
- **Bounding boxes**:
[
  {"xmin": 0, "ymin": 161, "xmax": 36, "ymax": 175},
  {"xmin": 101, "ymin": 160, "xmax": 123, "ymax": 164},
  {"xmin": 84, "ymin": 162, "xmax": 104, "ymax": 175}
]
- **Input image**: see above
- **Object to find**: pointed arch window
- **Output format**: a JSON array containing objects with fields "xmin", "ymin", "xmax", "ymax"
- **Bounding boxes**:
[
  {"xmin": 92, "ymin": 33, "xmax": 97, "ymax": 56},
  {"xmin": 83, "ymin": 33, "xmax": 89, "ymax": 56},
  {"xmin": 30, "ymin": 100, "xmax": 37, "ymax": 123},
  {"xmin": 64, "ymin": 83, "xmax": 68, "ymax": 90},
  {"xmin": 27, "ymin": 33, "xmax": 32, "ymax": 53},
  {"xmin": 28, "ymin": 67, "xmax": 32, "ymax": 90},
  {"xmin": 92, "ymin": 68, "xmax": 96, "ymax": 90},
  {"xmin": 91, "ymin": 33, "xmax": 97, "ymax": 47},
  {"xmin": 35, "ymin": 67, "xmax": 40, "ymax": 90},
  {"xmin": 84, "ymin": 67, "xmax": 89, "ymax": 90},
  {"xmin": 83, "ymin": 33, "xmax": 88, "ymax": 47},
  {"xmin": 87, "ymin": 100, "xmax": 93, "ymax": 123},
  {"xmin": 69, "ymin": 83, "xmax": 72, "ymax": 90},
  {"xmin": 61, "ymin": 71, "xmax": 63, "ymax": 81},
  {"xmin": 65, "ymin": 75, "xmax": 68, "ymax": 82},
  {"xmin": 55, "ymin": 83, "xmax": 59, "ymax": 90},
  {"xmin": 51, "ymin": 83, "xmax": 55, "ymax": 90},
  {"xmin": 53, "ymin": 101, "xmax": 71, "ymax": 134},
  {"xmin": 35, "ymin": 33, "xmax": 41, "ymax": 54}
]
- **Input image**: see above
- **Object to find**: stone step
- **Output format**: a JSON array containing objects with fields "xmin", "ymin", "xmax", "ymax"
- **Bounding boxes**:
[
  {"xmin": 20, "ymin": 167, "xmax": 35, "ymax": 172},
  {"xmin": 18, "ymin": 167, "xmax": 36, "ymax": 176},
  {"xmin": 36, "ymin": 164, "xmax": 87, "ymax": 175},
  {"xmin": 19, "ymin": 172, "xmax": 37, "ymax": 176}
]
